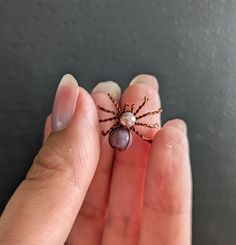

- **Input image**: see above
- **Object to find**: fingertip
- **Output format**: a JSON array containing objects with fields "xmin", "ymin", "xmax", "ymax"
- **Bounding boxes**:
[
  {"xmin": 51, "ymin": 74, "xmax": 79, "ymax": 132},
  {"xmin": 60, "ymin": 73, "xmax": 79, "ymax": 87},
  {"xmin": 163, "ymin": 118, "xmax": 187, "ymax": 135},
  {"xmin": 129, "ymin": 74, "xmax": 159, "ymax": 91},
  {"xmin": 151, "ymin": 119, "xmax": 189, "ymax": 163},
  {"xmin": 151, "ymin": 119, "xmax": 189, "ymax": 156},
  {"xmin": 91, "ymin": 81, "xmax": 121, "ymax": 100}
]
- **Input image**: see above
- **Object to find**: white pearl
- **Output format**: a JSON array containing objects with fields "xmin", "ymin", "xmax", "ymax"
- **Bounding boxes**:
[{"xmin": 120, "ymin": 112, "xmax": 136, "ymax": 128}]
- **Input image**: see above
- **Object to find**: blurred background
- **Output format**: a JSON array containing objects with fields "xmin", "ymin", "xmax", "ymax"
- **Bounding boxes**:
[{"xmin": 0, "ymin": 0, "xmax": 236, "ymax": 244}]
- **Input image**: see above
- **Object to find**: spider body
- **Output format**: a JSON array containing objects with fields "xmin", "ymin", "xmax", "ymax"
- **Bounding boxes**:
[
  {"xmin": 98, "ymin": 93, "xmax": 162, "ymax": 151},
  {"xmin": 108, "ymin": 126, "xmax": 132, "ymax": 151}
]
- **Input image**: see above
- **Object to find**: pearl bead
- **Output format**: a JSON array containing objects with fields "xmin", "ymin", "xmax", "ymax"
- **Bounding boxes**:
[
  {"xmin": 120, "ymin": 112, "xmax": 136, "ymax": 128},
  {"xmin": 109, "ymin": 127, "xmax": 132, "ymax": 151}
]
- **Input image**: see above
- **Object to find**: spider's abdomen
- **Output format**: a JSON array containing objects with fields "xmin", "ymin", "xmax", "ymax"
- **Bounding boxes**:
[{"xmin": 109, "ymin": 126, "xmax": 132, "ymax": 151}]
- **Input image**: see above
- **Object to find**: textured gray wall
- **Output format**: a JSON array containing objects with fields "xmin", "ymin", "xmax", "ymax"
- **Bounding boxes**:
[{"xmin": 0, "ymin": 0, "xmax": 236, "ymax": 244}]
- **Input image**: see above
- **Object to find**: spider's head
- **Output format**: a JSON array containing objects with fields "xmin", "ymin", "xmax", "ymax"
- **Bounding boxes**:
[{"xmin": 120, "ymin": 112, "xmax": 136, "ymax": 128}]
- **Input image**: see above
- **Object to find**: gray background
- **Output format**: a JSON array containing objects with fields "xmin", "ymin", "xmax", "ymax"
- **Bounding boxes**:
[{"xmin": 0, "ymin": 0, "xmax": 236, "ymax": 244}]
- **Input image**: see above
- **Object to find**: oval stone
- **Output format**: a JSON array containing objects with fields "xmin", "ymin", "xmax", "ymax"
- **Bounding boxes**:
[{"xmin": 109, "ymin": 127, "xmax": 132, "ymax": 151}]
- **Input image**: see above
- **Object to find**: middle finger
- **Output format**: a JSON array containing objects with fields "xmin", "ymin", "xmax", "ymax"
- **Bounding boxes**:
[{"xmin": 102, "ymin": 74, "xmax": 162, "ymax": 245}]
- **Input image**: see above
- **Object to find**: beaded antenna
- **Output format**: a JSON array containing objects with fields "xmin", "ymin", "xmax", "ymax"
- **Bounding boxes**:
[{"xmin": 98, "ymin": 93, "xmax": 163, "ymax": 151}]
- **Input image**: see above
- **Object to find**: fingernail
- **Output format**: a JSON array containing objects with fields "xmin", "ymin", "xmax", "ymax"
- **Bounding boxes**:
[
  {"xmin": 51, "ymin": 74, "xmax": 79, "ymax": 132},
  {"xmin": 164, "ymin": 119, "xmax": 187, "ymax": 134},
  {"xmin": 91, "ymin": 81, "xmax": 121, "ymax": 100},
  {"xmin": 129, "ymin": 74, "xmax": 159, "ymax": 90}
]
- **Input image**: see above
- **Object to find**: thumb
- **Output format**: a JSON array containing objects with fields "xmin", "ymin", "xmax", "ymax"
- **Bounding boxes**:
[{"xmin": 0, "ymin": 74, "xmax": 100, "ymax": 245}]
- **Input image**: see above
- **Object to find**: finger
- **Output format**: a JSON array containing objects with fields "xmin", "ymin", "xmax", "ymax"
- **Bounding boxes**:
[
  {"xmin": 0, "ymin": 74, "xmax": 100, "ymax": 245},
  {"xmin": 102, "ymin": 74, "xmax": 162, "ymax": 245},
  {"xmin": 67, "ymin": 81, "xmax": 121, "ymax": 245},
  {"xmin": 43, "ymin": 114, "xmax": 51, "ymax": 144},
  {"xmin": 139, "ymin": 119, "xmax": 192, "ymax": 245}
]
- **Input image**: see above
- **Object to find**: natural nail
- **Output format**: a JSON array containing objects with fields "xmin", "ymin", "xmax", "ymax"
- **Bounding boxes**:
[
  {"xmin": 51, "ymin": 74, "xmax": 79, "ymax": 132},
  {"xmin": 91, "ymin": 81, "xmax": 121, "ymax": 100},
  {"xmin": 164, "ymin": 119, "xmax": 187, "ymax": 134},
  {"xmin": 129, "ymin": 74, "xmax": 159, "ymax": 90}
]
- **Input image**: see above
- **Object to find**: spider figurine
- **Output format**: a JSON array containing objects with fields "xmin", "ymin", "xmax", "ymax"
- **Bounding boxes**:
[{"xmin": 98, "ymin": 93, "xmax": 163, "ymax": 151}]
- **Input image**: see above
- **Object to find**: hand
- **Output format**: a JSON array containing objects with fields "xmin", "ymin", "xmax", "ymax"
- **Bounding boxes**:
[{"xmin": 0, "ymin": 74, "xmax": 192, "ymax": 245}]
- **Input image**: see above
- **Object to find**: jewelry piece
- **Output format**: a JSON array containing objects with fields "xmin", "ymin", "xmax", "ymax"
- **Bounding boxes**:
[{"xmin": 98, "ymin": 93, "xmax": 163, "ymax": 151}]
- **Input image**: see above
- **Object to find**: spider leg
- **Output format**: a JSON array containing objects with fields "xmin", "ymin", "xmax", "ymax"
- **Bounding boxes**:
[
  {"xmin": 122, "ymin": 103, "xmax": 129, "ymax": 113},
  {"xmin": 98, "ymin": 105, "xmax": 116, "ymax": 115},
  {"xmin": 130, "ymin": 126, "xmax": 153, "ymax": 143},
  {"xmin": 101, "ymin": 121, "xmax": 120, "ymax": 136},
  {"xmin": 108, "ymin": 93, "xmax": 121, "ymax": 113},
  {"xmin": 130, "ymin": 104, "xmax": 135, "ymax": 113},
  {"xmin": 134, "ymin": 96, "xmax": 149, "ymax": 115},
  {"xmin": 136, "ymin": 108, "xmax": 163, "ymax": 120},
  {"xmin": 99, "ymin": 115, "xmax": 119, "ymax": 122},
  {"xmin": 135, "ymin": 122, "xmax": 160, "ymax": 129}
]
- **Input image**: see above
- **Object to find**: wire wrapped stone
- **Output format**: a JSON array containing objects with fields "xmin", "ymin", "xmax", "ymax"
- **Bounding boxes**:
[{"xmin": 108, "ymin": 126, "xmax": 132, "ymax": 151}]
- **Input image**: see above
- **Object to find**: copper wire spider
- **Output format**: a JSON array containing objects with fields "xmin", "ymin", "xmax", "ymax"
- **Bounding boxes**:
[{"xmin": 98, "ymin": 93, "xmax": 163, "ymax": 143}]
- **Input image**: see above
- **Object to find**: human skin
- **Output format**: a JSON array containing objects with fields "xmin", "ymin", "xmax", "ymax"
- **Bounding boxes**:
[{"xmin": 0, "ymin": 74, "xmax": 192, "ymax": 245}]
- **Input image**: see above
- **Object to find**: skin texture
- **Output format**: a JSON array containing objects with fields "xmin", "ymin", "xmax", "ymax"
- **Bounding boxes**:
[{"xmin": 0, "ymin": 74, "xmax": 192, "ymax": 245}]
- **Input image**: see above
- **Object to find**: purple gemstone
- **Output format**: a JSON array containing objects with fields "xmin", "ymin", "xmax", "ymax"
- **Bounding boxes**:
[{"xmin": 109, "ymin": 127, "xmax": 132, "ymax": 151}]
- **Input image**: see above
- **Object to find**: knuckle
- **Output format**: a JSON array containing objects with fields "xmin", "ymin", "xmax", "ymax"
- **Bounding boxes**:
[
  {"xmin": 79, "ymin": 200, "xmax": 106, "ymax": 220},
  {"xmin": 26, "ymin": 138, "xmax": 74, "ymax": 183},
  {"xmin": 106, "ymin": 214, "xmax": 140, "ymax": 237},
  {"xmin": 143, "ymin": 190, "xmax": 191, "ymax": 216}
]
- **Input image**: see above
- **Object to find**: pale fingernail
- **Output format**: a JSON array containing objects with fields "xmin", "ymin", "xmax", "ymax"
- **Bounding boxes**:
[
  {"xmin": 91, "ymin": 81, "xmax": 121, "ymax": 100},
  {"xmin": 129, "ymin": 74, "xmax": 159, "ymax": 90},
  {"xmin": 51, "ymin": 74, "xmax": 79, "ymax": 132},
  {"xmin": 164, "ymin": 119, "xmax": 187, "ymax": 134}
]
